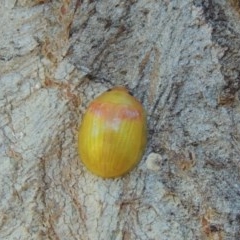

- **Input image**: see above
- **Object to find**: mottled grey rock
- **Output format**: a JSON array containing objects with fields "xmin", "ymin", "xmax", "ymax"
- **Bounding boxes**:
[{"xmin": 1, "ymin": 0, "xmax": 240, "ymax": 239}]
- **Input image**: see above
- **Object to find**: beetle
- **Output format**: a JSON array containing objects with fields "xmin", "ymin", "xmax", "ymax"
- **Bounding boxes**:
[{"xmin": 78, "ymin": 86, "xmax": 147, "ymax": 178}]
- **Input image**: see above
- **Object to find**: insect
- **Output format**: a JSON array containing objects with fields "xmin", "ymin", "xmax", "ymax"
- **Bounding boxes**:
[{"xmin": 78, "ymin": 86, "xmax": 147, "ymax": 178}]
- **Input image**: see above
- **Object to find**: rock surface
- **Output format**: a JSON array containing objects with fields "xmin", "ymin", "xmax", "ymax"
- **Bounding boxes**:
[{"xmin": 1, "ymin": 0, "xmax": 240, "ymax": 239}]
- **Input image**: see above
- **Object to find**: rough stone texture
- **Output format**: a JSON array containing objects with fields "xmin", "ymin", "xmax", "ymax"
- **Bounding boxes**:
[{"xmin": 1, "ymin": 0, "xmax": 240, "ymax": 239}]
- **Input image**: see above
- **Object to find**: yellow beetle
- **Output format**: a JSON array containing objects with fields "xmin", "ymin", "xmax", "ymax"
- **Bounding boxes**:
[{"xmin": 78, "ymin": 86, "xmax": 147, "ymax": 178}]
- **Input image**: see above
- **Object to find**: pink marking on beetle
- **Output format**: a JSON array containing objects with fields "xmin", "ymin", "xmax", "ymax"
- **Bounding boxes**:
[{"xmin": 89, "ymin": 101, "xmax": 142, "ymax": 120}]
